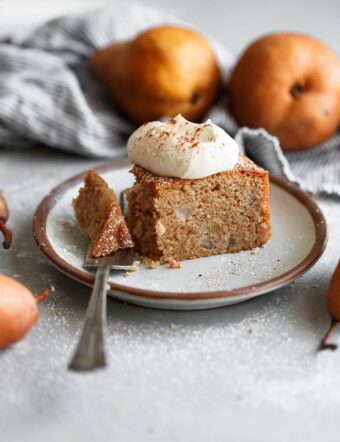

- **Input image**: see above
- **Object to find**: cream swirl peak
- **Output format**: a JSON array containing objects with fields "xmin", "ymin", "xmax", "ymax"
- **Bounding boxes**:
[{"xmin": 127, "ymin": 115, "xmax": 240, "ymax": 179}]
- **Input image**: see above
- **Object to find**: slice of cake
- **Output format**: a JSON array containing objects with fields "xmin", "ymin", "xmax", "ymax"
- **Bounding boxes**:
[
  {"xmin": 125, "ymin": 115, "xmax": 271, "ymax": 263},
  {"xmin": 73, "ymin": 170, "xmax": 134, "ymax": 257}
]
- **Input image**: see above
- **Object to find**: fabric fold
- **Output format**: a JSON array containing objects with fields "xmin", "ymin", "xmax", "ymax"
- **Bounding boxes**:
[{"xmin": 0, "ymin": 3, "xmax": 339, "ymax": 195}]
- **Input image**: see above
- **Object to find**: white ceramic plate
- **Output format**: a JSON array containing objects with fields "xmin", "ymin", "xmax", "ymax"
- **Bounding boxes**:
[{"xmin": 33, "ymin": 160, "xmax": 327, "ymax": 310}]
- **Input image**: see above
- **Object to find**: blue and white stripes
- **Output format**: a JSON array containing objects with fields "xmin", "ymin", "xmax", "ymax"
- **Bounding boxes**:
[{"xmin": 0, "ymin": 3, "xmax": 339, "ymax": 195}]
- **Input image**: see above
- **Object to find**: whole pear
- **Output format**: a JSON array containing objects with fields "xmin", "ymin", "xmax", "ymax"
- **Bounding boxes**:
[{"xmin": 90, "ymin": 25, "xmax": 222, "ymax": 124}]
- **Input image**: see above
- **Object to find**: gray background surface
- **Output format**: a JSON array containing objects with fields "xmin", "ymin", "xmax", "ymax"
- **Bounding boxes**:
[{"xmin": 1, "ymin": 1, "xmax": 340, "ymax": 441}]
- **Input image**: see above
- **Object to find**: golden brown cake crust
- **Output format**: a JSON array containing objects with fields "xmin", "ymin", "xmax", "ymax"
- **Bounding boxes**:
[
  {"xmin": 130, "ymin": 155, "xmax": 267, "ymax": 189},
  {"xmin": 73, "ymin": 170, "xmax": 134, "ymax": 257}
]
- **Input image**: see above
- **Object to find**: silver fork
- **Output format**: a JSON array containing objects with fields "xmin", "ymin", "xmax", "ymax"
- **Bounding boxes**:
[{"xmin": 68, "ymin": 247, "xmax": 135, "ymax": 371}]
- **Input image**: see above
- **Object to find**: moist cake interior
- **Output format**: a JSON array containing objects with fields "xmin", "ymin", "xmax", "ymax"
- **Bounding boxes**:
[{"xmin": 126, "ymin": 155, "xmax": 271, "ymax": 262}]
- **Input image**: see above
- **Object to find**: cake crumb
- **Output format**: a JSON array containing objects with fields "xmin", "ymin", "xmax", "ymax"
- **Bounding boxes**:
[
  {"xmin": 167, "ymin": 258, "xmax": 182, "ymax": 269},
  {"xmin": 49, "ymin": 310, "xmax": 62, "ymax": 318},
  {"xmin": 129, "ymin": 260, "xmax": 141, "ymax": 272},
  {"xmin": 122, "ymin": 272, "xmax": 129, "ymax": 277},
  {"xmin": 143, "ymin": 257, "xmax": 161, "ymax": 269}
]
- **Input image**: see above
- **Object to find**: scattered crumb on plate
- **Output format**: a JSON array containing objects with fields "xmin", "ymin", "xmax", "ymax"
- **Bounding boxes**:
[
  {"xmin": 142, "ymin": 257, "xmax": 161, "ymax": 269},
  {"xmin": 167, "ymin": 258, "xmax": 182, "ymax": 269},
  {"xmin": 129, "ymin": 260, "xmax": 141, "ymax": 272}
]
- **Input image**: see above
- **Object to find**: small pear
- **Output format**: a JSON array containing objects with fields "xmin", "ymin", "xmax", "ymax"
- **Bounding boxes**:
[
  {"xmin": 0, "ymin": 192, "xmax": 12, "ymax": 249},
  {"xmin": 0, "ymin": 275, "xmax": 49, "ymax": 349},
  {"xmin": 319, "ymin": 260, "xmax": 340, "ymax": 351},
  {"xmin": 90, "ymin": 25, "xmax": 221, "ymax": 124}
]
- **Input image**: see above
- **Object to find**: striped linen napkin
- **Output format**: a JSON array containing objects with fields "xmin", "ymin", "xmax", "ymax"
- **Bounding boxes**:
[{"xmin": 0, "ymin": 3, "xmax": 339, "ymax": 196}]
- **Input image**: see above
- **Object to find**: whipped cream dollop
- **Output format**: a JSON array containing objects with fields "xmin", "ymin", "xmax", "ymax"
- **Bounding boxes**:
[{"xmin": 127, "ymin": 115, "xmax": 240, "ymax": 179}]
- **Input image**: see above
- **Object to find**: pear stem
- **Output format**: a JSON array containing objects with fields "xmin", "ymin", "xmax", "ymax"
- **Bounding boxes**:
[
  {"xmin": 35, "ymin": 289, "xmax": 50, "ymax": 304},
  {"xmin": 319, "ymin": 320, "xmax": 339, "ymax": 351}
]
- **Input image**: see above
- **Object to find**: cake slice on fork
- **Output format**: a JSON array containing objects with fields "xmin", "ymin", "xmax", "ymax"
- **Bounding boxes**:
[{"xmin": 73, "ymin": 170, "xmax": 134, "ymax": 258}]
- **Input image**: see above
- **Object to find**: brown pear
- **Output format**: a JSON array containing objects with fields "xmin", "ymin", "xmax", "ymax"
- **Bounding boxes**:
[
  {"xmin": 0, "ymin": 274, "xmax": 49, "ymax": 349},
  {"xmin": 319, "ymin": 260, "xmax": 340, "ymax": 351},
  {"xmin": 90, "ymin": 25, "xmax": 222, "ymax": 124},
  {"xmin": 229, "ymin": 33, "xmax": 340, "ymax": 151}
]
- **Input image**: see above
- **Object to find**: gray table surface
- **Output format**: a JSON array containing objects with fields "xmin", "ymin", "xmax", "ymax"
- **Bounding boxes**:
[{"xmin": 1, "ymin": 1, "xmax": 340, "ymax": 441}]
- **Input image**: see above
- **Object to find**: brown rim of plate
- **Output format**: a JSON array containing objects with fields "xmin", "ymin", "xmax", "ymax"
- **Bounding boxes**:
[{"xmin": 33, "ymin": 159, "xmax": 328, "ymax": 302}]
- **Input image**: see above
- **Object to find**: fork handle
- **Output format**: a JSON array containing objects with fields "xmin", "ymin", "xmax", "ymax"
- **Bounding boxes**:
[{"xmin": 68, "ymin": 263, "xmax": 110, "ymax": 371}]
